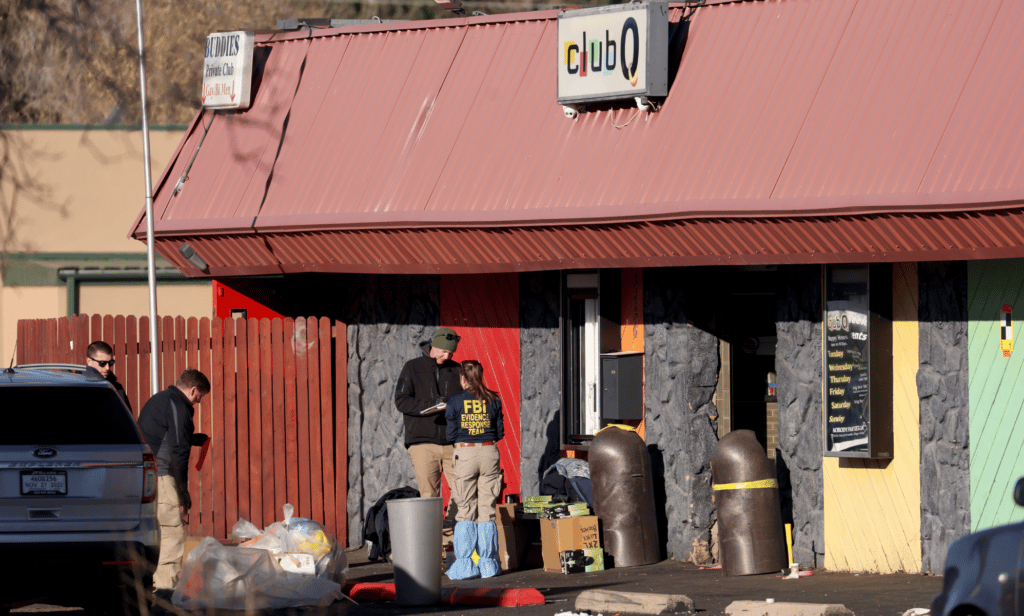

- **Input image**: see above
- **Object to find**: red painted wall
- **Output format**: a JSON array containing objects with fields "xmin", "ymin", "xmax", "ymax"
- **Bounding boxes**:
[
  {"xmin": 213, "ymin": 280, "xmax": 285, "ymax": 321},
  {"xmin": 441, "ymin": 273, "xmax": 522, "ymax": 501}
]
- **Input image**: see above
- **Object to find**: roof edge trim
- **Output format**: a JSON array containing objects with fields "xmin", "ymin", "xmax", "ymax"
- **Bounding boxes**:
[
  {"xmin": 240, "ymin": 189, "xmax": 1024, "ymax": 234},
  {"xmin": 136, "ymin": 189, "xmax": 1024, "ymax": 238}
]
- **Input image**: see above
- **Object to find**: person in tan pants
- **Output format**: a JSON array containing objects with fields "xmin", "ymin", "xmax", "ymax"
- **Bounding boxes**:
[
  {"xmin": 395, "ymin": 328, "xmax": 465, "ymax": 522},
  {"xmin": 444, "ymin": 360, "xmax": 504, "ymax": 579},
  {"xmin": 137, "ymin": 368, "xmax": 211, "ymax": 591}
]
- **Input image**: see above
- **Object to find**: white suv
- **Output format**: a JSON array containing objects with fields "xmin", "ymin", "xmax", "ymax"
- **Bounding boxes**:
[{"xmin": 0, "ymin": 364, "xmax": 159, "ymax": 616}]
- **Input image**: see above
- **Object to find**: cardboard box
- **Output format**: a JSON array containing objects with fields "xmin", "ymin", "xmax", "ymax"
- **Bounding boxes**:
[
  {"xmin": 495, "ymin": 504, "xmax": 542, "ymax": 572},
  {"xmin": 540, "ymin": 515, "xmax": 601, "ymax": 573},
  {"xmin": 183, "ymin": 536, "xmax": 204, "ymax": 563},
  {"xmin": 559, "ymin": 547, "xmax": 605, "ymax": 573}
]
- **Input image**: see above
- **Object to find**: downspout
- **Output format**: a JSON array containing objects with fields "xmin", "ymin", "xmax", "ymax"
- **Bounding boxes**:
[{"xmin": 64, "ymin": 272, "xmax": 78, "ymax": 318}]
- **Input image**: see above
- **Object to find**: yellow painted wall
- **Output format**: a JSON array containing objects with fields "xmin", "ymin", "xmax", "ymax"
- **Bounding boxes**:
[
  {"xmin": 78, "ymin": 284, "xmax": 211, "ymax": 320},
  {"xmin": 0, "ymin": 128, "xmax": 210, "ymax": 363},
  {"xmin": 0, "ymin": 286, "xmax": 62, "ymax": 365},
  {"xmin": 823, "ymin": 262, "xmax": 922, "ymax": 573},
  {"xmin": 0, "ymin": 129, "xmax": 186, "ymax": 253}
]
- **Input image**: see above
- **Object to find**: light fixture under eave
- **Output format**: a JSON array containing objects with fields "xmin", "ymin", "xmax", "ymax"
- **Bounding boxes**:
[
  {"xmin": 178, "ymin": 242, "xmax": 209, "ymax": 273},
  {"xmin": 433, "ymin": 0, "xmax": 464, "ymax": 15}
]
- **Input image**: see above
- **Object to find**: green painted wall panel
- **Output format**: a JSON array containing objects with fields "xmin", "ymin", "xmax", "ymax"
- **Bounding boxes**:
[{"xmin": 968, "ymin": 259, "xmax": 1024, "ymax": 531}]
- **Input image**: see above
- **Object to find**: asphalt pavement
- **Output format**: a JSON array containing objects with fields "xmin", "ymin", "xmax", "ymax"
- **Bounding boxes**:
[
  {"xmin": 12, "ymin": 545, "xmax": 943, "ymax": 616},
  {"xmin": 338, "ymin": 545, "xmax": 942, "ymax": 616}
]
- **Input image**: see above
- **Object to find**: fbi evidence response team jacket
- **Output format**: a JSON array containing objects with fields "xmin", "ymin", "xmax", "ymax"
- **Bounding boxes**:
[{"xmin": 445, "ymin": 390, "xmax": 504, "ymax": 445}]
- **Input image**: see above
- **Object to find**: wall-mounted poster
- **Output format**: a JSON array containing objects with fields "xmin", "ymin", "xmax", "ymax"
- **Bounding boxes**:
[{"xmin": 823, "ymin": 264, "xmax": 892, "ymax": 459}]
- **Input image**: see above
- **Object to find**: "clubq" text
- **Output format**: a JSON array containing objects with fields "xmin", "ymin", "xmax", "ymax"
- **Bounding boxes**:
[{"xmin": 563, "ymin": 18, "xmax": 640, "ymax": 83}]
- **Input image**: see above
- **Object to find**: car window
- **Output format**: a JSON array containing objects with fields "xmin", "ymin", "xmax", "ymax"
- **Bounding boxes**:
[{"xmin": 2, "ymin": 386, "xmax": 142, "ymax": 445}]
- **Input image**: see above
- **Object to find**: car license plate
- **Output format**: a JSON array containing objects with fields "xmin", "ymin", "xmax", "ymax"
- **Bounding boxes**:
[{"xmin": 20, "ymin": 470, "xmax": 67, "ymax": 495}]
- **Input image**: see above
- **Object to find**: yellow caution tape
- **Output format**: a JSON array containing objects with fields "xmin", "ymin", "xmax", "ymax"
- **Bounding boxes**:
[
  {"xmin": 597, "ymin": 424, "xmax": 637, "ymax": 434},
  {"xmin": 713, "ymin": 479, "xmax": 778, "ymax": 491}
]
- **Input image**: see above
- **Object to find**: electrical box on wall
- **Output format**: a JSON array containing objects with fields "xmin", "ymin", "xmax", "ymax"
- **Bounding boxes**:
[{"xmin": 601, "ymin": 351, "xmax": 643, "ymax": 420}]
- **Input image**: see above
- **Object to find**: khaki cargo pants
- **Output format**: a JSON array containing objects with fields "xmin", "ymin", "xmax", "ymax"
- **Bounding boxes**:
[
  {"xmin": 450, "ymin": 443, "xmax": 502, "ymax": 523},
  {"xmin": 408, "ymin": 442, "xmax": 461, "ymax": 522},
  {"xmin": 154, "ymin": 475, "xmax": 185, "ymax": 590}
]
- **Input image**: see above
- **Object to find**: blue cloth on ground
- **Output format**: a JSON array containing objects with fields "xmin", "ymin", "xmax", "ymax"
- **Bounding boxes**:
[
  {"xmin": 476, "ymin": 521, "xmax": 500, "ymax": 578},
  {"xmin": 446, "ymin": 521, "xmax": 479, "ymax": 580}
]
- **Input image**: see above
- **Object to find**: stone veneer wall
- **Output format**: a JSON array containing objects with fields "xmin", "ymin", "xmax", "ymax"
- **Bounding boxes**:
[
  {"xmin": 644, "ymin": 268, "xmax": 719, "ymax": 563},
  {"xmin": 918, "ymin": 261, "xmax": 969, "ymax": 574},
  {"xmin": 343, "ymin": 274, "xmax": 439, "ymax": 547},
  {"xmin": 775, "ymin": 264, "xmax": 824, "ymax": 568},
  {"xmin": 518, "ymin": 272, "xmax": 563, "ymax": 497}
]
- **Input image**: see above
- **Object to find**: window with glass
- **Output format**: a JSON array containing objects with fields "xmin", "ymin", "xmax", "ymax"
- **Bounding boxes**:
[
  {"xmin": 562, "ymin": 270, "xmax": 630, "ymax": 446},
  {"xmin": 823, "ymin": 263, "xmax": 893, "ymax": 459}
]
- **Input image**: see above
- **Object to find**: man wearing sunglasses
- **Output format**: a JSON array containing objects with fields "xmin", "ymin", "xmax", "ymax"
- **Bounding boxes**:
[
  {"xmin": 86, "ymin": 340, "xmax": 131, "ymax": 412},
  {"xmin": 395, "ymin": 327, "xmax": 465, "ymax": 522}
]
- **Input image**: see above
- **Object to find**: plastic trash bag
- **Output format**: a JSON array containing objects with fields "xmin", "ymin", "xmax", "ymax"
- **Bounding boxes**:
[
  {"xmin": 236, "ymin": 504, "xmax": 347, "ymax": 580},
  {"xmin": 232, "ymin": 517, "xmax": 261, "ymax": 541},
  {"xmin": 172, "ymin": 538, "xmax": 342, "ymax": 611},
  {"xmin": 173, "ymin": 504, "xmax": 349, "ymax": 611}
]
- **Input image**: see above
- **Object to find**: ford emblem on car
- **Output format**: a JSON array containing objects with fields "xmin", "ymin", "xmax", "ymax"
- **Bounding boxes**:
[{"xmin": 33, "ymin": 447, "xmax": 57, "ymax": 458}]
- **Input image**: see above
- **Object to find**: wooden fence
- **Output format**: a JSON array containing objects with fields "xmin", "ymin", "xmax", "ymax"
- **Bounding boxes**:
[{"xmin": 16, "ymin": 314, "xmax": 348, "ymax": 545}]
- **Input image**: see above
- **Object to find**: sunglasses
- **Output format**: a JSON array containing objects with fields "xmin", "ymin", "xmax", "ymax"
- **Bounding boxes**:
[
  {"xmin": 89, "ymin": 358, "xmax": 115, "ymax": 368},
  {"xmin": 438, "ymin": 333, "xmax": 460, "ymax": 342}
]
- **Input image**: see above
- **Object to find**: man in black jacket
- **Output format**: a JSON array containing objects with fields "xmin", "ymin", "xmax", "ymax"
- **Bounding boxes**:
[
  {"xmin": 395, "ymin": 327, "xmax": 464, "ymax": 516},
  {"xmin": 85, "ymin": 340, "xmax": 131, "ymax": 412},
  {"xmin": 137, "ymin": 368, "xmax": 211, "ymax": 591}
]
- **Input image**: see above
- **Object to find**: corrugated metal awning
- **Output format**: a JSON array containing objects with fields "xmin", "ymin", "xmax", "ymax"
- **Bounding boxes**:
[{"xmin": 134, "ymin": 0, "xmax": 1024, "ymax": 276}]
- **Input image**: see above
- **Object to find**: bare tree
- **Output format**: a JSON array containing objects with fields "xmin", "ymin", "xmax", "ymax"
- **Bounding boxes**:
[
  {"xmin": 2, "ymin": 0, "xmax": 609, "ymax": 125},
  {"xmin": 0, "ymin": 0, "xmax": 358, "ymax": 124}
]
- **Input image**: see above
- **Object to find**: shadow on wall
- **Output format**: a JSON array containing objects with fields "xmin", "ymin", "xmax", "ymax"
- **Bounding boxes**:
[
  {"xmin": 538, "ymin": 415, "xmax": 562, "ymax": 491},
  {"xmin": 648, "ymin": 445, "xmax": 669, "ymax": 560},
  {"xmin": 775, "ymin": 452, "xmax": 793, "ymax": 533}
]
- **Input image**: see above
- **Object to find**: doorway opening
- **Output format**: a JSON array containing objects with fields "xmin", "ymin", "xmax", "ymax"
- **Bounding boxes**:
[{"xmin": 724, "ymin": 271, "xmax": 778, "ymax": 458}]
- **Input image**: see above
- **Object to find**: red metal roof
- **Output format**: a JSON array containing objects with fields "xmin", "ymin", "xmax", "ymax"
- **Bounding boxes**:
[{"xmin": 134, "ymin": 0, "xmax": 1024, "ymax": 276}]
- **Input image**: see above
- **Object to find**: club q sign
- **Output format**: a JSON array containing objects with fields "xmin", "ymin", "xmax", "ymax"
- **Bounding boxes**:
[
  {"xmin": 202, "ymin": 31, "xmax": 255, "ymax": 110},
  {"xmin": 557, "ymin": 2, "xmax": 668, "ymax": 105}
]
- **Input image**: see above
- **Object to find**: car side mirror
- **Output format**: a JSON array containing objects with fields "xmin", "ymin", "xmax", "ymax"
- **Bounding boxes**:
[{"xmin": 1015, "ymin": 477, "xmax": 1024, "ymax": 507}]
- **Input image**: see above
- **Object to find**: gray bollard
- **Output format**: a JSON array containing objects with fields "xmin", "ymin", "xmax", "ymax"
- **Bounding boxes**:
[
  {"xmin": 388, "ymin": 497, "xmax": 442, "ymax": 606},
  {"xmin": 590, "ymin": 426, "xmax": 660, "ymax": 568},
  {"xmin": 710, "ymin": 430, "xmax": 788, "ymax": 576}
]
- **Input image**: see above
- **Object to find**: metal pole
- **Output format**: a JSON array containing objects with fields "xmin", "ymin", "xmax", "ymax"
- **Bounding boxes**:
[{"xmin": 133, "ymin": 0, "xmax": 160, "ymax": 394}]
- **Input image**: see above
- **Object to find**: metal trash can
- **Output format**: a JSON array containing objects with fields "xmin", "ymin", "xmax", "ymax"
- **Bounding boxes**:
[
  {"xmin": 590, "ymin": 425, "xmax": 660, "ymax": 568},
  {"xmin": 387, "ymin": 497, "xmax": 442, "ymax": 605},
  {"xmin": 710, "ymin": 429, "xmax": 788, "ymax": 576}
]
